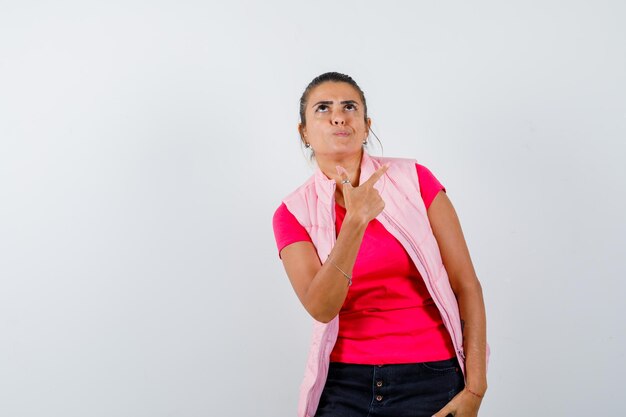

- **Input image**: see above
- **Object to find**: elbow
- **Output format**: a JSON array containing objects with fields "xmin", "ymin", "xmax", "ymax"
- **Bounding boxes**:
[
  {"xmin": 313, "ymin": 313, "xmax": 337, "ymax": 324},
  {"xmin": 307, "ymin": 305, "xmax": 339, "ymax": 324},
  {"xmin": 302, "ymin": 292, "xmax": 340, "ymax": 323},
  {"xmin": 451, "ymin": 274, "xmax": 484, "ymax": 297}
]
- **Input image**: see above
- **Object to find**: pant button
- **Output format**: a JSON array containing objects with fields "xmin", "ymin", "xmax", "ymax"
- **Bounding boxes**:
[
  {"xmin": 376, "ymin": 395, "xmax": 383, "ymax": 401},
  {"xmin": 376, "ymin": 380, "xmax": 383, "ymax": 387}
]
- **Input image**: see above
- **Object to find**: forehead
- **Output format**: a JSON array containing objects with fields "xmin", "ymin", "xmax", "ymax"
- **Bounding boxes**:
[{"xmin": 307, "ymin": 82, "xmax": 362, "ymax": 105}]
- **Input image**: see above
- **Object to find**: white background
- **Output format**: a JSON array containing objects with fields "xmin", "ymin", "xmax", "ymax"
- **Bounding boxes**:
[{"xmin": 1, "ymin": 1, "xmax": 625, "ymax": 416}]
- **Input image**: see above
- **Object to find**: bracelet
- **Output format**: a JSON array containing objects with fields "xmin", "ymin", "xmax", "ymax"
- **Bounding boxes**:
[
  {"xmin": 326, "ymin": 255, "xmax": 352, "ymax": 287},
  {"xmin": 465, "ymin": 387, "xmax": 484, "ymax": 399}
]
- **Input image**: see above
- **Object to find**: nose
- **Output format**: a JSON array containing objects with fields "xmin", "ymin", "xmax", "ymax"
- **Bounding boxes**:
[{"xmin": 332, "ymin": 113, "xmax": 345, "ymax": 125}]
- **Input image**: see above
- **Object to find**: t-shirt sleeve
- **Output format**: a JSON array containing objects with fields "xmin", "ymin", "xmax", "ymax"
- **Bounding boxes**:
[
  {"xmin": 415, "ymin": 163, "xmax": 446, "ymax": 209},
  {"xmin": 272, "ymin": 202, "xmax": 313, "ymax": 258}
]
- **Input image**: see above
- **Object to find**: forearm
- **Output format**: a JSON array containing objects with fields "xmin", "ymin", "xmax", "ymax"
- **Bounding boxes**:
[
  {"xmin": 456, "ymin": 280, "xmax": 488, "ymax": 395},
  {"xmin": 303, "ymin": 214, "xmax": 367, "ymax": 322}
]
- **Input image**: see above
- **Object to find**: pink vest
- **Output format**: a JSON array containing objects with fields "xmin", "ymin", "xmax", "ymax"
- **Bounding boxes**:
[{"xmin": 283, "ymin": 152, "xmax": 472, "ymax": 417}]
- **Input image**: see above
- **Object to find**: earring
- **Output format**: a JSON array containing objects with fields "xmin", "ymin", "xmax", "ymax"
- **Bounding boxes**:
[
  {"xmin": 362, "ymin": 137, "xmax": 369, "ymax": 146},
  {"xmin": 305, "ymin": 142, "xmax": 311, "ymax": 148}
]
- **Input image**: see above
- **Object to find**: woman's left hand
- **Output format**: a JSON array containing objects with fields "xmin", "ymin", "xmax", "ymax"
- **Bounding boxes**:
[{"xmin": 432, "ymin": 388, "xmax": 483, "ymax": 417}]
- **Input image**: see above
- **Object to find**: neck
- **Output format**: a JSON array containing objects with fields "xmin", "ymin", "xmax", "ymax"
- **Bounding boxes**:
[{"xmin": 316, "ymin": 150, "xmax": 364, "ymax": 191}]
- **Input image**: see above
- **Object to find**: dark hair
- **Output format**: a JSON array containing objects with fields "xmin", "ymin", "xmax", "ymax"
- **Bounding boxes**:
[{"xmin": 299, "ymin": 72, "xmax": 368, "ymax": 126}]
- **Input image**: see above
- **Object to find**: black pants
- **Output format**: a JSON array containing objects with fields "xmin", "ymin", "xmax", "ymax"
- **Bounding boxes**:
[{"xmin": 314, "ymin": 358, "xmax": 464, "ymax": 417}]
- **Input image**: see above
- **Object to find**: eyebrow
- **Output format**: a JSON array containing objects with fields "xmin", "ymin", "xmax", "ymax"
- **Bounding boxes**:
[{"xmin": 312, "ymin": 100, "xmax": 359, "ymax": 107}]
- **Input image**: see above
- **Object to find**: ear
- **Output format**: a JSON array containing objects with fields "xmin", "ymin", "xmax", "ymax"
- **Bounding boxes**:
[
  {"xmin": 366, "ymin": 117, "xmax": 372, "ymax": 132},
  {"xmin": 298, "ymin": 123, "xmax": 307, "ymax": 142}
]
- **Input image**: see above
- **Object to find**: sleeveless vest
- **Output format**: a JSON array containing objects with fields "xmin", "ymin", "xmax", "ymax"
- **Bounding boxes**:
[{"xmin": 283, "ymin": 152, "xmax": 477, "ymax": 417}]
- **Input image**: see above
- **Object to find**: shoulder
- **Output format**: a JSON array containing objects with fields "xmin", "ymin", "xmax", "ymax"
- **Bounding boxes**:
[
  {"xmin": 371, "ymin": 154, "xmax": 437, "ymax": 180},
  {"xmin": 272, "ymin": 201, "xmax": 312, "ymax": 257},
  {"xmin": 372, "ymin": 155, "xmax": 428, "ymax": 176},
  {"xmin": 414, "ymin": 162, "xmax": 444, "ymax": 187},
  {"xmin": 370, "ymin": 155, "xmax": 419, "ymax": 181},
  {"xmin": 371, "ymin": 155, "xmax": 417, "ymax": 167},
  {"xmin": 272, "ymin": 202, "xmax": 292, "ymax": 223},
  {"xmin": 272, "ymin": 202, "xmax": 305, "ymax": 235},
  {"xmin": 415, "ymin": 162, "xmax": 432, "ymax": 174}
]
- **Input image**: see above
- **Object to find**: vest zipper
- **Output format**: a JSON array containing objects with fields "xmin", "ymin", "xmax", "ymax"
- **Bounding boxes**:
[{"xmin": 380, "ymin": 211, "xmax": 462, "ymax": 358}]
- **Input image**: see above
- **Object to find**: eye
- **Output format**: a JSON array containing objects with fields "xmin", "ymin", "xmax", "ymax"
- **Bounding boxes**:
[
  {"xmin": 315, "ymin": 104, "xmax": 329, "ymax": 112},
  {"xmin": 344, "ymin": 103, "xmax": 357, "ymax": 111}
]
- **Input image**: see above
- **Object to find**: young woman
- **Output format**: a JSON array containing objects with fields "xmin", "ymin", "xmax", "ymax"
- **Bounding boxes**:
[{"xmin": 273, "ymin": 72, "xmax": 488, "ymax": 417}]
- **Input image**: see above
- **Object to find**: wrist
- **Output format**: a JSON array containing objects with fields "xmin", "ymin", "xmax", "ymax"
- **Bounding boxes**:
[
  {"xmin": 343, "ymin": 213, "xmax": 369, "ymax": 231},
  {"xmin": 465, "ymin": 383, "xmax": 487, "ymax": 398}
]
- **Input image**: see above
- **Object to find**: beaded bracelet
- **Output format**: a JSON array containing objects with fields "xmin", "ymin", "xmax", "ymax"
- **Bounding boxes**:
[{"xmin": 465, "ymin": 387, "xmax": 484, "ymax": 399}]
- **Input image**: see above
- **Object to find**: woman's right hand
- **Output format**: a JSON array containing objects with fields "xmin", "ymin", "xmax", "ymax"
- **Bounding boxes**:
[
  {"xmin": 279, "ymin": 163, "xmax": 389, "ymax": 323},
  {"xmin": 336, "ymin": 164, "xmax": 389, "ymax": 226}
]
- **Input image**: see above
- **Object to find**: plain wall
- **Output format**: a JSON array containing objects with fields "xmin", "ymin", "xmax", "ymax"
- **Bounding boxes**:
[{"xmin": 1, "ymin": 1, "xmax": 625, "ymax": 416}]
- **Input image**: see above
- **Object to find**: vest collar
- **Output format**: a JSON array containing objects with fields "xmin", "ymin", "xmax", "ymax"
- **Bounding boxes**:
[{"xmin": 313, "ymin": 151, "xmax": 381, "ymax": 205}]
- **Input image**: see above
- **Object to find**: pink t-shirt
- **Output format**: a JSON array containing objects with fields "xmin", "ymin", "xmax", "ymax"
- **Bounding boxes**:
[{"xmin": 273, "ymin": 163, "xmax": 456, "ymax": 364}]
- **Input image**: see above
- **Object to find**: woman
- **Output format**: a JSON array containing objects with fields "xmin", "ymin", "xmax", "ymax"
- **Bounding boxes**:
[{"xmin": 273, "ymin": 72, "xmax": 488, "ymax": 417}]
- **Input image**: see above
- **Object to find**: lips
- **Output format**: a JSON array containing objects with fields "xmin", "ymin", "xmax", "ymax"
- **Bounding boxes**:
[{"xmin": 333, "ymin": 130, "xmax": 350, "ymax": 137}]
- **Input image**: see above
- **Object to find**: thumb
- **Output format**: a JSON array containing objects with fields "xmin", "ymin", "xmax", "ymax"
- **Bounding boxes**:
[{"xmin": 335, "ymin": 165, "xmax": 352, "ymax": 187}]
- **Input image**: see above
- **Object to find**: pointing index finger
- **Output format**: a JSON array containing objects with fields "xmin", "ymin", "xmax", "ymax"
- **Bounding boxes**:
[{"xmin": 363, "ymin": 164, "xmax": 389, "ymax": 187}]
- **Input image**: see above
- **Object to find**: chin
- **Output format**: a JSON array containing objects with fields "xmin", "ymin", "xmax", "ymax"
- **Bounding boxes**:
[{"xmin": 331, "ymin": 147, "xmax": 363, "ymax": 158}]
